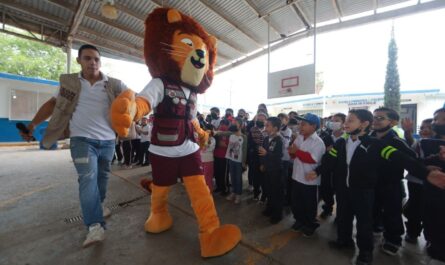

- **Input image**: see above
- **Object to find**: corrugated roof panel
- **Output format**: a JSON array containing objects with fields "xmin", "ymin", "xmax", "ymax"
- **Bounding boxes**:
[
  {"xmin": 269, "ymin": 6, "xmax": 305, "ymax": 36},
  {"xmin": 298, "ymin": 0, "xmax": 339, "ymax": 23},
  {"xmin": 120, "ymin": 0, "xmax": 157, "ymax": 15},
  {"xmin": 251, "ymin": 0, "xmax": 284, "ymax": 17},
  {"xmin": 225, "ymin": 30, "xmax": 261, "ymax": 51},
  {"xmin": 217, "ymin": 41, "xmax": 244, "ymax": 58},
  {"xmin": 244, "ymin": 18, "xmax": 281, "ymax": 43},
  {"xmin": 10, "ymin": 0, "xmax": 72, "ymax": 26},
  {"xmin": 339, "ymin": 0, "xmax": 374, "ymax": 16}
]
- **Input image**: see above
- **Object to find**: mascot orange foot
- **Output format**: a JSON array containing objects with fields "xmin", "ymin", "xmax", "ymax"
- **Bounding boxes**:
[
  {"xmin": 145, "ymin": 176, "xmax": 241, "ymax": 257},
  {"xmin": 110, "ymin": 7, "xmax": 241, "ymax": 258}
]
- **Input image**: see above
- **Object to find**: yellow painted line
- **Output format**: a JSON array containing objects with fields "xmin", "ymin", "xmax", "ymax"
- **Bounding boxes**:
[{"xmin": 0, "ymin": 183, "xmax": 59, "ymax": 208}]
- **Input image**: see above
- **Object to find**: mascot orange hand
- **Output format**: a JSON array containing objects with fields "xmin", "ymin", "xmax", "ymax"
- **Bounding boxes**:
[
  {"xmin": 192, "ymin": 119, "xmax": 209, "ymax": 149},
  {"xmin": 110, "ymin": 90, "xmax": 151, "ymax": 137}
]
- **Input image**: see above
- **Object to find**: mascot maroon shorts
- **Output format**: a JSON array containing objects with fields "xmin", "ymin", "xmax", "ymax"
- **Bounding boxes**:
[{"xmin": 149, "ymin": 150, "xmax": 204, "ymax": 186}]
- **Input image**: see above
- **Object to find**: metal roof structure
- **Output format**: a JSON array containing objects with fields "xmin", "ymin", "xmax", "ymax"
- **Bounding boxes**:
[{"xmin": 1, "ymin": 0, "xmax": 444, "ymax": 74}]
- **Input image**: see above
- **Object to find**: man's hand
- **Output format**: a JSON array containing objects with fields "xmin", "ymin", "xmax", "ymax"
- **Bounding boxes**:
[
  {"xmin": 18, "ymin": 123, "xmax": 36, "ymax": 142},
  {"xmin": 288, "ymin": 144, "xmax": 298, "ymax": 155},
  {"xmin": 110, "ymin": 90, "xmax": 138, "ymax": 137},
  {"xmin": 305, "ymin": 171, "xmax": 318, "ymax": 181},
  {"xmin": 258, "ymin": 146, "xmax": 267, "ymax": 156},
  {"xmin": 401, "ymin": 117, "xmax": 414, "ymax": 132},
  {"xmin": 426, "ymin": 169, "xmax": 445, "ymax": 189},
  {"xmin": 439, "ymin": 146, "xmax": 445, "ymax": 161}
]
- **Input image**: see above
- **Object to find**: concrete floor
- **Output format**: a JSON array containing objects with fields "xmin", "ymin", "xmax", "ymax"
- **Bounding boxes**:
[{"xmin": 0, "ymin": 146, "xmax": 431, "ymax": 265}]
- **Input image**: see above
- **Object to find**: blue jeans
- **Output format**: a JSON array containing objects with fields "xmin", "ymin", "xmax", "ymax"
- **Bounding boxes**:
[
  {"xmin": 70, "ymin": 137, "xmax": 115, "ymax": 227},
  {"xmin": 228, "ymin": 160, "xmax": 242, "ymax": 195}
]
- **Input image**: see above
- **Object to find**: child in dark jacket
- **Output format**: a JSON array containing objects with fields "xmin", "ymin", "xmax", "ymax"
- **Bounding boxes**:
[{"xmin": 259, "ymin": 117, "xmax": 284, "ymax": 224}]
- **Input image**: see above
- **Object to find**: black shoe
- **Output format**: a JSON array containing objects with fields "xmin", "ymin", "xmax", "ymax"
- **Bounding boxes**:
[
  {"xmin": 319, "ymin": 210, "xmax": 332, "ymax": 219},
  {"xmin": 381, "ymin": 241, "xmax": 399, "ymax": 256},
  {"xmin": 262, "ymin": 209, "xmax": 273, "ymax": 217},
  {"xmin": 270, "ymin": 216, "xmax": 282, "ymax": 224},
  {"xmin": 404, "ymin": 234, "xmax": 418, "ymax": 244},
  {"xmin": 291, "ymin": 221, "xmax": 303, "ymax": 232},
  {"xmin": 220, "ymin": 190, "xmax": 229, "ymax": 196},
  {"xmin": 355, "ymin": 251, "xmax": 373, "ymax": 265},
  {"xmin": 301, "ymin": 226, "xmax": 316, "ymax": 237},
  {"xmin": 213, "ymin": 188, "xmax": 222, "ymax": 193},
  {"xmin": 328, "ymin": 240, "xmax": 355, "ymax": 250}
]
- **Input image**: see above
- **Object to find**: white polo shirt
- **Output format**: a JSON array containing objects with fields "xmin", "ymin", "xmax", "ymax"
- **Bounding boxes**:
[
  {"xmin": 291, "ymin": 132, "xmax": 326, "ymax": 186},
  {"xmin": 138, "ymin": 78, "xmax": 199, "ymax": 158},
  {"xmin": 55, "ymin": 72, "xmax": 127, "ymax": 140}
]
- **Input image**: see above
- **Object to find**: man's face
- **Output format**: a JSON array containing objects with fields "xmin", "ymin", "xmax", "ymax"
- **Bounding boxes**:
[
  {"xmin": 141, "ymin": 118, "xmax": 148, "ymax": 126},
  {"xmin": 256, "ymin": 115, "xmax": 266, "ymax": 123},
  {"xmin": 299, "ymin": 121, "xmax": 316, "ymax": 136},
  {"xmin": 419, "ymin": 121, "xmax": 433, "ymax": 138},
  {"xmin": 237, "ymin": 110, "xmax": 246, "ymax": 118},
  {"xmin": 265, "ymin": 121, "xmax": 278, "ymax": 136},
  {"xmin": 433, "ymin": 111, "xmax": 445, "ymax": 126},
  {"xmin": 372, "ymin": 111, "xmax": 392, "ymax": 131},
  {"xmin": 77, "ymin": 48, "xmax": 101, "ymax": 76}
]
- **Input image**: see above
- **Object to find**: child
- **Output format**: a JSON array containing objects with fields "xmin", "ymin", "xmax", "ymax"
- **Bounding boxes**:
[
  {"xmin": 259, "ymin": 117, "xmax": 284, "ymax": 224},
  {"xmin": 213, "ymin": 119, "xmax": 230, "ymax": 194},
  {"xmin": 201, "ymin": 135, "xmax": 216, "ymax": 191},
  {"xmin": 288, "ymin": 113, "xmax": 326, "ymax": 237},
  {"xmin": 225, "ymin": 118, "xmax": 247, "ymax": 204}
]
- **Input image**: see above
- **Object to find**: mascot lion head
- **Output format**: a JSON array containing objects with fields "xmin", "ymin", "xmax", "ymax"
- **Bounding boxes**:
[{"xmin": 144, "ymin": 8, "xmax": 217, "ymax": 94}]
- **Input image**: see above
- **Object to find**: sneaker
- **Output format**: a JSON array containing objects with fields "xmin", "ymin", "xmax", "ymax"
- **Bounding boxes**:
[
  {"xmin": 226, "ymin": 193, "xmax": 236, "ymax": 201},
  {"xmin": 234, "ymin": 195, "xmax": 241, "ymax": 204},
  {"xmin": 381, "ymin": 241, "xmax": 399, "ymax": 256},
  {"xmin": 82, "ymin": 223, "xmax": 105, "ymax": 248},
  {"xmin": 270, "ymin": 216, "xmax": 282, "ymax": 224},
  {"xmin": 355, "ymin": 251, "xmax": 373, "ymax": 265},
  {"xmin": 328, "ymin": 239, "xmax": 355, "ymax": 250},
  {"xmin": 291, "ymin": 221, "xmax": 303, "ymax": 232},
  {"xmin": 262, "ymin": 209, "xmax": 272, "ymax": 217},
  {"xmin": 247, "ymin": 185, "xmax": 254, "ymax": 192},
  {"xmin": 404, "ymin": 234, "xmax": 418, "ymax": 244},
  {"xmin": 102, "ymin": 204, "xmax": 111, "ymax": 218},
  {"xmin": 301, "ymin": 226, "xmax": 315, "ymax": 237},
  {"xmin": 319, "ymin": 210, "xmax": 332, "ymax": 220}
]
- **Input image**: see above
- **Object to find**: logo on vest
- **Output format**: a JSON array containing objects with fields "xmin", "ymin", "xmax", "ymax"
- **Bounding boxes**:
[{"xmin": 60, "ymin": 87, "xmax": 76, "ymax": 101}]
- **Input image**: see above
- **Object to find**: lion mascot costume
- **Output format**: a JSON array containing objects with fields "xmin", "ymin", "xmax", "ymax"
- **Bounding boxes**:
[{"xmin": 110, "ymin": 8, "xmax": 241, "ymax": 257}]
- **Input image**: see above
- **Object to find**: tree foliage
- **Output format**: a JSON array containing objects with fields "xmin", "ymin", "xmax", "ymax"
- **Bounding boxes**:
[
  {"xmin": 0, "ymin": 31, "xmax": 80, "ymax": 81},
  {"xmin": 384, "ymin": 33, "xmax": 401, "ymax": 113}
]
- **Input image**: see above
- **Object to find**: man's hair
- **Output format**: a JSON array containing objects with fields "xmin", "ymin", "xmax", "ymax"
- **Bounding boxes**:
[
  {"xmin": 433, "ymin": 108, "xmax": 445, "ymax": 115},
  {"xmin": 267, "ymin": 117, "xmax": 282, "ymax": 130},
  {"xmin": 349, "ymin": 109, "xmax": 373, "ymax": 131},
  {"xmin": 422, "ymin": 118, "xmax": 433, "ymax": 124},
  {"xmin": 210, "ymin": 107, "xmax": 220, "ymax": 113},
  {"xmin": 277, "ymin": 113, "xmax": 289, "ymax": 120},
  {"xmin": 333, "ymin": 113, "xmax": 346, "ymax": 123},
  {"xmin": 220, "ymin": 119, "xmax": 230, "ymax": 126},
  {"xmin": 78, "ymin": 44, "xmax": 100, "ymax": 58},
  {"xmin": 288, "ymin": 111, "xmax": 298, "ymax": 116},
  {"xmin": 226, "ymin": 108, "xmax": 234, "ymax": 114},
  {"xmin": 374, "ymin": 107, "xmax": 400, "ymax": 121}
]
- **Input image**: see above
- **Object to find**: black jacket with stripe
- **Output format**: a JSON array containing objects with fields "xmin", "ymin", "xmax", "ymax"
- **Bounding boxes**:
[
  {"xmin": 370, "ymin": 129, "xmax": 417, "ymax": 186},
  {"xmin": 316, "ymin": 134, "xmax": 429, "ymax": 190}
]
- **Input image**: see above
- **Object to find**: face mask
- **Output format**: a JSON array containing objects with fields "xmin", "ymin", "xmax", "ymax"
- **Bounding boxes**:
[
  {"xmin": 228, "ymin": 125, "xmax": 238, "ymax": 132},
  {"xmin": 432, "ymin": 124, "xmax": 445, "ymax": 136},
  {"xmin": 374, "ymin": 125, "xmax": 392, "ymax": 133},
  {"xmin": 211, "ymin": 112, "xmax": 218, "ymax": 119},
  {"xmin": 256, "ymin": 121, "xmax": 264, "ymax": 128},
  {"xmin": 327, "ymin": 121, "xmax": 342, "ymax": 131}
]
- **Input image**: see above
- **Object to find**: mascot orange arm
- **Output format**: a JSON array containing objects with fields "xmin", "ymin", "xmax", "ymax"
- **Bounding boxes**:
[{"xmin": 110, "ymin": 90, "xmax": 151, "ymax": 137}]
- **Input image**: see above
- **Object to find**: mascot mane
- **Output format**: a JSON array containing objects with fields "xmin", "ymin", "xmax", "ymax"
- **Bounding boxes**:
[{"xmin": 144, "ymin": 8, "xmax": 217, "ymax": 94}]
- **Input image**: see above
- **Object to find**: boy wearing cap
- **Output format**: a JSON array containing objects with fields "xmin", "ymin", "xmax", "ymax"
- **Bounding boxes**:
[{"xmin": 288, "ymin": 113, "xmax": 326, "ymax": 236}]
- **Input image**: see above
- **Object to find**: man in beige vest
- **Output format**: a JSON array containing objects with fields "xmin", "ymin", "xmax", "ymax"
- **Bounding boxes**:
[{"xmin": 20, "ymin": 44, "xmax": 127, "ymax": 247}]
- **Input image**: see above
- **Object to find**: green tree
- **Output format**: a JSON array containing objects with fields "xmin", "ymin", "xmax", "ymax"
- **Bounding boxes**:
[
  {"xmin": 384, "ymin": 27, "xmax": 401, "ymax": 113},
  {"xmin": 0, "ymin": 31, "xmax": 80, "ymax": 81}
]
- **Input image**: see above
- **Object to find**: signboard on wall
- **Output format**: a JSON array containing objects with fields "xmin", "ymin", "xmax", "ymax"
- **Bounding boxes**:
[{"xmin": 268, "ymin": 64, "xmax": 315, "ymax": 99}]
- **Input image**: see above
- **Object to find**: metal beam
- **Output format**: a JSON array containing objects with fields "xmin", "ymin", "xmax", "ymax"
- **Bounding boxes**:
[
  {"xmin": 67, "ymin": 0, "xmax": 92, "ymax": 41},
  {"xmin": 291, "ymin": 2, "xmax": 311, "ymax": 29},
  {"xmin": 332, "ymin": 0, "xmax": 343, "ymax": 20},
  {"xmin": 197, "ymin": 0, "xmax": 263, "ymax": 47},
  {"xmin": 74, "ymin": 35, "xmax": 144, "ymax": 63},
  {"xmin": 216, "ymin": 0, "xmax": 445, "ymax": 74},
  {"xmin": 242, "ymin": 0, "xmax": 282, "ymax": 37}
]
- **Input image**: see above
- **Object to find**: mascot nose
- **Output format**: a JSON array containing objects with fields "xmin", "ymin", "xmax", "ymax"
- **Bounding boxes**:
[{"xmin": 196, "ymin": 49, "xmax": 205, "ymax": 59}]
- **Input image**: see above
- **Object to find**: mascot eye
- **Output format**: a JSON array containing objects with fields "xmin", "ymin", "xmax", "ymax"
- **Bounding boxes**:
[{"xmin": 181, "ymin": 38, "xmax": 194, "ymax": 47}]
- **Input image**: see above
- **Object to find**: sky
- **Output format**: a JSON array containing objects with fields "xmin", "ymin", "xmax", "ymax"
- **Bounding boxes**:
[{"xmin": 98, "ymin": 6, "xmax": 445, "ymax": 114}]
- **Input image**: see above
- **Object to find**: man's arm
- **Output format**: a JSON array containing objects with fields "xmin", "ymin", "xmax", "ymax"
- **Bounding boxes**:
[{"xmin": 21, "ymin": 97, "xmax": 56, "ymax": 141}]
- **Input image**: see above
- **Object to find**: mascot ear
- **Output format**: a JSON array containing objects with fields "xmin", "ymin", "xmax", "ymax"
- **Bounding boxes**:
[
  {"xmin": 167, "ymin": 9, "xmax": 182, "ymax": 23},
  {"xmin": 208, "ymin": 35, "xmax": 217, "ymax": 48}
]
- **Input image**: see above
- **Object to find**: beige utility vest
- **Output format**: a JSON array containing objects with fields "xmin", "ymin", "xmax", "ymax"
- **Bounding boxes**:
[{"xmin": 41, "ymin": 73, "xmax": 122, "ymax": 149}]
